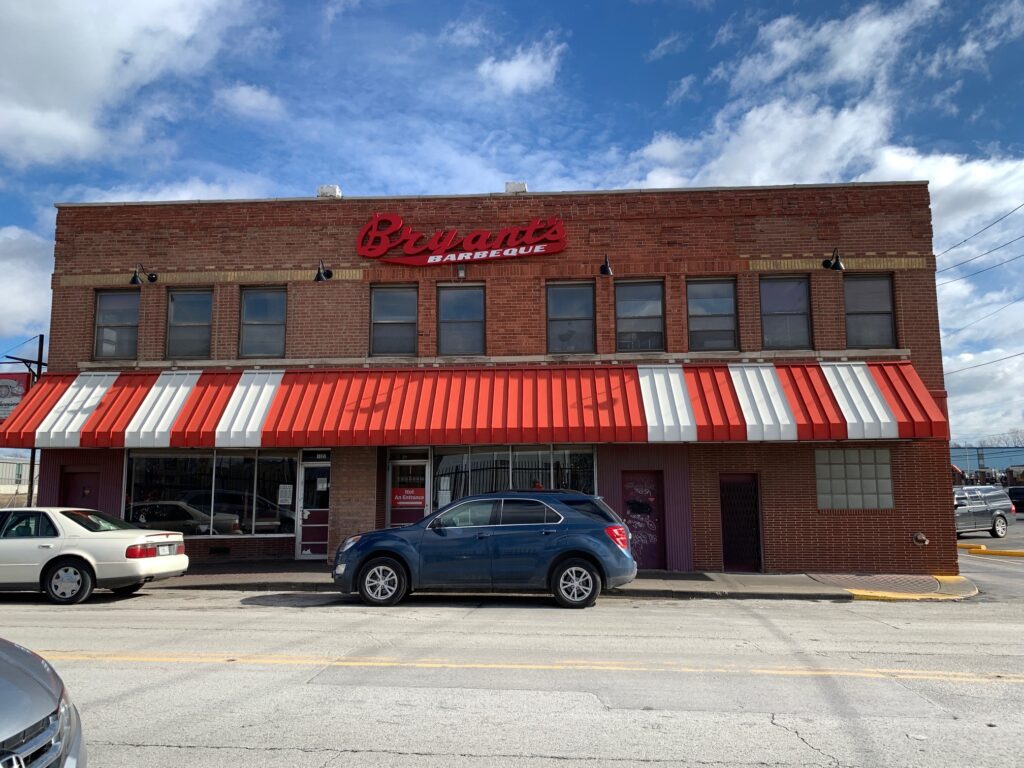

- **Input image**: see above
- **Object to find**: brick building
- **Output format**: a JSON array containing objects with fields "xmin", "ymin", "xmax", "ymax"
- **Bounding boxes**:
[{"xmin": 0, "ymin": 181, "xmax": 955, "ymax": 574}]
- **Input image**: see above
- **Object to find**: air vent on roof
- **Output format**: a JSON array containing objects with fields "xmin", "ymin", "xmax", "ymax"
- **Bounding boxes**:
[
  {"xmin": 316, "ymin": 184, "xmax": 343, "ymax": 198},
  {"xmin": 504, "ymin": 181, "xmax": 528, "ymax": 194}
]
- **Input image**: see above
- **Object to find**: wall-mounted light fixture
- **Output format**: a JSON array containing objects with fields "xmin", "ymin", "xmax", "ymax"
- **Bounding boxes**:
[
  {"xmin": 599, "ymin": 255, "xmax": 614, "ymax": 277},
  {"xmin": 821, "ymin": 248, "xmax": 845, "ymax": 271},
  {"xmin": 456, "ymin": 264, "xmax": 467, "ymax": 281},
  {"xmin": 129, "ymin": 263, "xmax": 158, "ymax": 285},
  {"xmin": 313, "ymin": 260, "xmax": 334, "ymax": 282}
]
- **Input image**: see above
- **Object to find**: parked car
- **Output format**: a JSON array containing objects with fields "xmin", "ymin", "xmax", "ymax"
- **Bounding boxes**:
[
  {"xmin": 0, "ymin": 508, "xmax": 189, "ymax": 604},
  {"xmin": 0, "ymin": 637, "xmax": 86, "ymax": 766},
  {"xmin": 178, "ymin": 490, "xmax": 295, "ymax": 533},
  {"xmin": 129, "ymin": 501, "xmax": 241, "ymax": 535},
  {"xmin": 1006, "ymin": 486, "xmax": 1024, "ymax": 511},
  {"xmin": 953, "ymin": 485, "xmax": 1016, "ymax": 538},
  {"xmin": 333, "ymin": 491, "xmax": 636, "ymax": 608}
]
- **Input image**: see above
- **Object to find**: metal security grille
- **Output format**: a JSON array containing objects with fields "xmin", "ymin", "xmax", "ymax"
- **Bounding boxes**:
[{"xmin": 720, "ymin": 475, "xmax": 761, "ymax": 572}]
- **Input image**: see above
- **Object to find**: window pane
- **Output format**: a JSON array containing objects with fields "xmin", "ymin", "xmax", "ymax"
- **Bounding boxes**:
[
  {"xmin": 500, "ymin": 499, "xmax": 548, "ymax": 525},
  {"xmin": 760, "ymin": 279, "xmax": 808, "ymax": 314},
  {"xmin": 549, "ymin": 319, "xmax": 595, "ymax": 353},
  {"xmin": 372, "ymin": 323, "xmax": 417, "ymax": 355},
  {"xmin": 687, "ymin": 281, "xmax": 736, "ymax": 315},
  {"xmin": 240, "ymin": 324, "xmax": 285, "ymax": 357},
  {"xmin": 438, "ymin": 287, "xmax": 484, "ymax": 321},
  {"xmin": 169, "ymin": 292, "xmax": 212, "ymax": 324},
  {"xmin": 512, "ymin": 448, "xmax": 551, "ymax": 490},
  {"xmin": 616, "ymin": 282, "xmax": 663, "ymax": 317},
  {"xmin": 617, "ymin": 324, "xmax": 664, "ymax": 351},
  {"xmin": 372, "ymin": 288, "xmax": 417, "ymax": 322},
  {"xmin": 95, "ymin": 326, "xmax": 138, "ymax": 359},
  {"xmin": 845, "ymin": 277, "xmax": 892, "ymax": 313},
  {"xmin": 689, "ymin": 328, "xmax": 737, "ymax": 351},
  {"xmin": 471, "ymin": 449, "xmax": 509, "ymax": 494},
  {"xmin": 434, "ymin": 450, "xmax": 470, "ymax": 509},
  {"xmin": 214, "ymin": 454, "xmax": 257, "ymax": 534},
  {"xmin": 128, "ymin": 454, "xmax": 215, "ymax": 535},
  {"xmin": 846, "ymin": 315, "xmax": 895, "ymax": 347},
  {"xmin": 553, "ymin": 448, "xmax": 595, "ymax": 494},
  {"xmin": 97, "ymin": 293, "xmax": 139, "ymax": 325},
  {"xmin": 762, "ymin": 315, "xmax": 810, "ymax": 349},
  {"xmin": 167, "ymin": 325, "xmax": 211, "ymax": 358},
  {"xmin": 547, "ymin": 284, "xmax": 594, "ymax": 319},
  {"xmin": 256, "ymin": 454, "xmax": 297, "ymax": 534},
  {"xmin": 242, "ymin": 290, "xmax": 286, "ymax": 323},
  {"xmin": 438, "ymin": 322, "xmax": 484, "ymax": 355}
]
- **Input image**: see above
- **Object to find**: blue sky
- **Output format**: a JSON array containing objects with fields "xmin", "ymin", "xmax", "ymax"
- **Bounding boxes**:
[{"xmin": 0, "ymin": 0, "xmax": 1022, "ymax": 443}]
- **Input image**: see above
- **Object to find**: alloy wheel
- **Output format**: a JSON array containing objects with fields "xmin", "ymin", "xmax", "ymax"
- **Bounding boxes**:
[
  {"xmin": 365, "ymin": 565, "xmax": 399, "ymax": 601},
  {"xmin": 559, "ymin": 566, "xmax": 593, "ymax": 603},
  {"xmin": 50, "ymin": 567, "xmax": 82, "ymax": 599},
  {"xmin": 995, "ymin": 517, "xmax": 1007, "ymax": 536}
]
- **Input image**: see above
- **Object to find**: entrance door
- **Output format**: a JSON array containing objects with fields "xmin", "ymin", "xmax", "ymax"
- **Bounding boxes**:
[
  {"xmin": 620, "ymin": 471, "xmax": 666, "ymax": 570},
  {"xmin": 720, "ymin": 474, "xmax": 761, "ymax": 572},
  {"xmin": 297, "ymin": 465, "xmax": 330, "ymax": 560},
  {"xmin": 388, "ymin": 461, "xmax": 429, "ymax": 527},
  {"xmin": 60, "ymin": 470, "xmax": 100, "ymax": 509}
]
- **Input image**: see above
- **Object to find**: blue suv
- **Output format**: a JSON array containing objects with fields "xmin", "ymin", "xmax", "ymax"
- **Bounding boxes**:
[{"xmin": 333, "ymin": 491, "xmax": 637, "ymax": 608}]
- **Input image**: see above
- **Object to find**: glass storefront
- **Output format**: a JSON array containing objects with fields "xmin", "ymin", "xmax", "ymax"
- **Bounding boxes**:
[
  {"xmin": 431, "ymin": 445, "xmax": 596, "ymax": 509},
  {"xmin": 125, "ymin": 450, "xmax": 297, "ymax": 535}
]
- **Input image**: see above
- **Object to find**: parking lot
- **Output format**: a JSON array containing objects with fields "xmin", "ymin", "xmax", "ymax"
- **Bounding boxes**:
[{"xmin": 3, "ymin": 545, "xmax": 1023, "ymax": 768}]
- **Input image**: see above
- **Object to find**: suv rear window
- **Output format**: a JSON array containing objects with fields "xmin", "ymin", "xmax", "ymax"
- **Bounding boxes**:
[
  {"xmin": 500, "ymin": 499, "xmax": 559, "ymax": 525},
  {"xmin": 983, "ymin": 489, "xmax": 1011, "ymax": 505},
  {"xmin": 561, "ymin": 497, "xmax": 623, "ymax": 523}
]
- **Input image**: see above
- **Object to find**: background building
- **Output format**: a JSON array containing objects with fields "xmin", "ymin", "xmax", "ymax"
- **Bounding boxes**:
[{"xmin": 0, "ymin": 181, "xmax": 954, "ymax": 574}]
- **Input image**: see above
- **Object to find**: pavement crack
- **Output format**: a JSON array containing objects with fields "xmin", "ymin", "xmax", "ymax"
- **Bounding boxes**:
[{"xmin": 769, "ymin": 713, "xmax": 841, "ymax": 768}]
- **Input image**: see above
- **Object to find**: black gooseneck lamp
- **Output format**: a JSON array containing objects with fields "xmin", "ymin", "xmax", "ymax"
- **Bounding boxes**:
[
  {"xmin": 129, "ymin": 263, "xmax": 158, "ymax": 285},
  {"xmin": 314, "ymin": 259, "xmax": 334, "ymax": 282},
  {"xmin": 599, "ymin": 255, "xmax": 614, "ymax": 277},
  {"xmin": 822, "ymin": 248, "xmax": 845, "ymax": 271}
]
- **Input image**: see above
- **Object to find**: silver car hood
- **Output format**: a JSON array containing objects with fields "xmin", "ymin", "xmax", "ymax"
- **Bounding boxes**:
[{"xmin": 0, "ymin": 638, "xmax": 61, "ymax": 737}]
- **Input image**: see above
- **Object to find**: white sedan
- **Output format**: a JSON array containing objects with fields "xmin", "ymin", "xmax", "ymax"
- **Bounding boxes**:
[{"xmin": 0, "ymin": 507, "xmax": 189, "ymax": 604}]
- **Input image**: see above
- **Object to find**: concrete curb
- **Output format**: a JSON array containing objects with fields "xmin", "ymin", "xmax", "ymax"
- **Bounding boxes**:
[
  {"xmin": 845, "ymin": 575, "xmax": 978, "ymax": 602},
  {"xmin": 967, "ymin": 548, "xmax": 1024, "ymax": 558},
  {"xmin": 606, "ymin": 588, "xmax": 852, "ymax": 602},
  {"xmin": 957, "ymin": 542, "xmax": 985, "ymax": 550}
]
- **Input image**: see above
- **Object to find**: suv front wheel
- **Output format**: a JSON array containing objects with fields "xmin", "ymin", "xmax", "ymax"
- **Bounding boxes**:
[
  {"xmin": 552, "ymin": 559, "xmax": 601, "ymax": 609},
  {"xmin": 991, "ymin": 515, "xmax": 1008, "ymax": 538},
  {"xmin": 357, "ymin": 557, "xmax": 408, "ymax": 606}
]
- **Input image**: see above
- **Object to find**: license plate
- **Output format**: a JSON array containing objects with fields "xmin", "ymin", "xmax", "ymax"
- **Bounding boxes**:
[{"xmin": 158, "ymin": 545, "xmax": 171, "ymax": 556}]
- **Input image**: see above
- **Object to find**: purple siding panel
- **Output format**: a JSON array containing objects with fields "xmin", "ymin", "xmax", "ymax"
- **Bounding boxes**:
[
  {"xmin": 597, "ymin": 444, "xmax": 692, "ymax": 571},
  {"xmin": 38, "ymin": 448, "xmax": 125, "ymax": 516}
]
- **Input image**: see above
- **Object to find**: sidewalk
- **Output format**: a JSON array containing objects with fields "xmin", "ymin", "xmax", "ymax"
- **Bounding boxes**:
[{"xmin": 150, "ymin": 561, "xmax": 977, "ymax": 601}]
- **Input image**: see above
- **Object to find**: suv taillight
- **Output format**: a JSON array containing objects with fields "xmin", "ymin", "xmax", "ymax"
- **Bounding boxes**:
[
  {"xmin": 605, "ymin": 525, "xmax": 629, "ymax": 551},
  {"xmin": 1011, "ymin": 504, "xmax": 1017, "ymax": 515}
]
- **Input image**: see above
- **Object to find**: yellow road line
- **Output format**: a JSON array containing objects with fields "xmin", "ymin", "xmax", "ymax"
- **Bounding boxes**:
[{"xmin": 37, "ymin": 650, "xmax": 1024, "ymax": 685}]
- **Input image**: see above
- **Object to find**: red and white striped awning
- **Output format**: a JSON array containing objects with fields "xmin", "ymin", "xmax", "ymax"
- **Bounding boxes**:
[{"xmin": 0, "ymin": 362, "xmax": 947, "ymax": 449}]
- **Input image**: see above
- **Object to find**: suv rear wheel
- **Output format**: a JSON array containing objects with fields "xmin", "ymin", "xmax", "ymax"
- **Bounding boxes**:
[
  {"xmin": 991, "ymin": 515, "xmax": 1008, "ymax": 538},
  {"xmin": 552, "ymin": 558, "xmax": 601, "ymax": 609},
  {"xmin": 358, "ymin": 557, "xmax": 408, "ymax": 606}
]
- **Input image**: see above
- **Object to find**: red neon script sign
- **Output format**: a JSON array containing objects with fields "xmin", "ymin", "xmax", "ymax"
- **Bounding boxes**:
[{"xmin": 356, "ymin": 212, "xmax": 567, "ymax": 266}]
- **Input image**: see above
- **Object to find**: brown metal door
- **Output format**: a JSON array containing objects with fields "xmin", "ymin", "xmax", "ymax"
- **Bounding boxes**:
[
  {"xmin": 720, "ymin": 473, "xmax": 761, "ymax": 572},
  {"xmin": 621, "ymin": 470, "xmax": 666, "ymax": 570},
  {"xmin": 59, "ymin": 470, "xmax": 100, "ymax": 509}
]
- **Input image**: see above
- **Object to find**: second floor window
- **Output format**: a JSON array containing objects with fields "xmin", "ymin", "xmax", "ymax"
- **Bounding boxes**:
[
  {"xmin": 94, "ymin": 291, "xmax": 139, "ymax": 359},
  {"xmin": 167, "ymin": 290, "xmax": 213, "ymax": 358},
  {"xmin": 438, "ymin": 285, "xmax": 485, "ymax": 355},
  {"xmin": 240, "ymin": 288, "xmax": 286, "ymax": 358},
  {"xmin": 687, "ymin": 279, "xmax": 737, "ymax": 351},
  {"xmin": 760, "ymin": 277, "xmax": 811, "ymax": 349},
  {"xmin": 845, "ymin": 275, "xmax": 895, "ymax": 348},
  {"xmin": 616, "ymin": 281, "xmax": 664, "ymax": 352},
  {"xmin": 371, "ymin": 286, "xmax": 418, "ymax": 355},
  {"xmin": 547, "ymin": 283, "xmax": 595, "ymax": 354}
]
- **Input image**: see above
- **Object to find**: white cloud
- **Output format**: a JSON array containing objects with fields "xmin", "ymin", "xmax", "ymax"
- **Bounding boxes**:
[
  {"xmin": 666, "ymin": 75, "xmax": 698, "ymax": 106},
  {"xmin": 0, "ymin": 0, "xmax": 253, "ymax": 167},
  {"xmin": 926, "ymin": 0, "xmax": 1024, "ymax": 76},
  {"xmin": 324, "ymin": 0, "xmax": 360, "ymax": 27},
  {"xmin": 0, "ymin": 227, "xmax": 53, "ymax": 338},
  {"xmin": 70, "ymin": 174, "xmax": 277, "ymax": 203},
  {"xmin": 930, "ymin": 79, "xmax": 963, "ymax": 116},
  {"xmin": 215, "ymin": 83, "xmax": 287, "ymax": 121},
  {"xmin": 711, "ymin": 18, "xmax": 736, "ymax": 48},
  {"xmin": 646, "ymin": 33, "xmax": 687, "ymax": 62},
  {"xmin": 439, "ymin": 19, "xmax": 491, "ymax": 47},
  {"xmin": 477, "ymin": 34, "xmax": 567, "ymax": 96}
]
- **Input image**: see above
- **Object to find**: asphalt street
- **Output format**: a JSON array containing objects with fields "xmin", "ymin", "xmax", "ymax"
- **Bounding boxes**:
[{"xmin": 3, "ymin": 556, "xmax": 1023, "ymax": 768}]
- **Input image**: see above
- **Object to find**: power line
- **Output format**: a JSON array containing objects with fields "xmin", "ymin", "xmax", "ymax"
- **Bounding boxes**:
[
  {"xmin": 0, "ymin": 335, "xmax": 41, "ymax": 360},
  {"xmin": 942, "ymin": 295, "xmax": 1024, "ymax": 336},
  {"xmin": 936, "ymin": 251, "xmax": 1024, "ymax": 286},
  {"xmin": 936, "ymin": 233, "xmax": 1024, "ymax": 273},
  {"xmin": 945, "ymin": 349, "xmax": 1024, "ymax": 375},
  {"xmin": 936, "ymin": 202, "xmax": 1024, "ymax": 257}
]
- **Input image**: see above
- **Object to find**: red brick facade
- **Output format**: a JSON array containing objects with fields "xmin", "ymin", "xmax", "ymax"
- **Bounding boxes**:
[{"xmin": 38, "ymin": 181, "xmax": 954, "ymax": 575}]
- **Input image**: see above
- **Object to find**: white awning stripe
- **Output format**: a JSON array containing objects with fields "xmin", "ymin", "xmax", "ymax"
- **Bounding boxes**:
[
  {"xmin": 638, "ymin": 365, "xmax": 697, "ymax": 442},
  {"xmin": 215, "ymin": 370, "xmax": 284, "ymax": 448},
  {"xmin": 820, "ymin": 363, "xmax": 898, "ymax": 440},
  {"xmin": 35, "ymin": 372, "xmax": 119, "ymax": 449},
  {"xmin": 729, "ymin": 364, "xmax": 797, "ymax": 441},
  {"xmin": 124, "ymin": 371, "xmax": 202, "ymax": 448}
]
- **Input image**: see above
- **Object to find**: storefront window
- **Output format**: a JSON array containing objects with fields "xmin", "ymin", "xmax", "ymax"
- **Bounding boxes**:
[
  {"xmin": 470, "ymin": 448, "xmax": 509, "ymax": 494},
  {"xmin": 433, "ymin": 449, "xmax": 470, "ymax": 509},
  {"xmin": 126, "ymin": 454, "xmax": 215, "ymax": 535},
  {"xmin": 553, "ymin": 448, "xmax": 596, "ymax": 494},
  {"xmin": 512, "ymin": 447, "xmax": 551, "ymax": 490},
  {"xmin": 256, "ymin": 454, "xmax": 298, "ymax": 534}
]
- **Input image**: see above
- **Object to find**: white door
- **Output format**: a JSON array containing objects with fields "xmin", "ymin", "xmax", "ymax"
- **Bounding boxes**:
[
  {"xmin": 296, "ymin": 464, "xmax": 330, "ymax": 560},
  {"xmin": 0, "ymin": 511, "xmax": 62, "ymax": 586}
]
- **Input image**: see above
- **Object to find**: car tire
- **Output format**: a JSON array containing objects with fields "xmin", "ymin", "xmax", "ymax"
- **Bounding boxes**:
[
  {"xmin": 990, "ymin": 515, "xmax": 1008, "ymax": 538},
  {"xmin": 111, "ymin": 583, "xmax": 145, "ymax": 596},
  {"xmin": 44, "ymin": 560, "xmax": 94, "ymax": 605},
  {"xmin": 357, "ymin": 557, "xmax": 408, "ymax": 606},
  {"xmin": 552, "ymin": 558, "xmax": 601, "ymax": 609}
]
